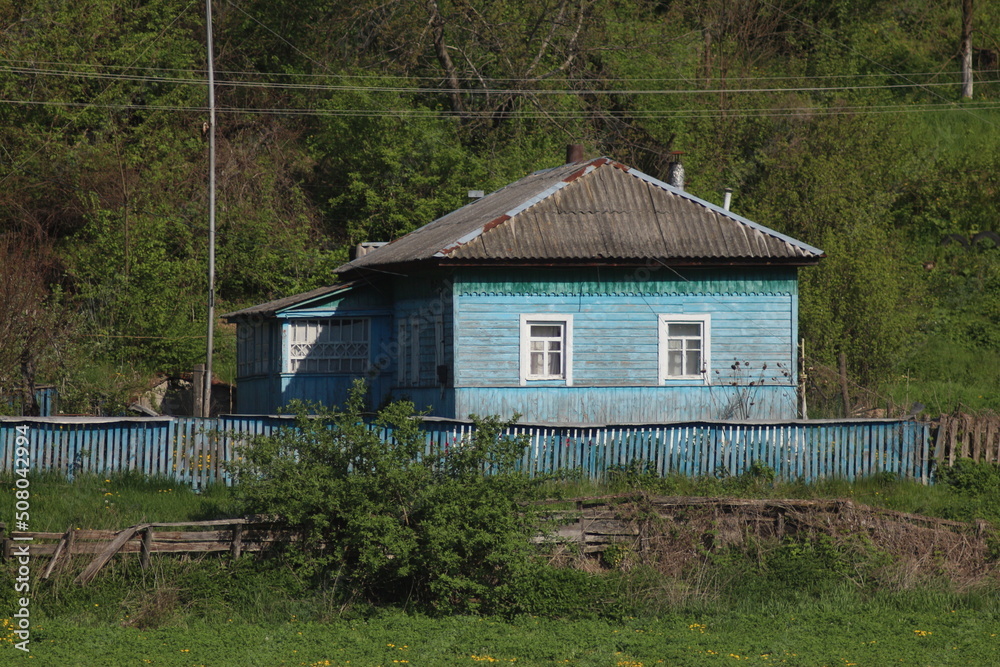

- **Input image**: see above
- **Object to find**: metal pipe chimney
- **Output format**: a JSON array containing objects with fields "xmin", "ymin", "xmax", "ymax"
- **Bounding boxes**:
[
  {"xmin": 566, "ymin": 144, "xmax": 584, "ymax": 163},
  {"xmin": 666, "ymin": 161, "xmax": 685, "ymax": 190},
  {"xmin": 723, "ymin": 188, "xmax": 733, "ymax": 211}
]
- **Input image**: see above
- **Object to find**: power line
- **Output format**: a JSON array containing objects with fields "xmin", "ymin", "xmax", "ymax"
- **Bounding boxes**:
[
  {"xmin": 2, "ymin": 57, "xmax": 993, "ymax": 84},
  {"xmin": 758, "ymin": 0, "xmax": 1000, "ymax": 131},
  {"xmin": 4, "ymin": 64, "xmax": 997, "ymax": 96},
  {"xmin": 4, "ymin": 96, "xmax": 1000, "ymax": 120},
  {"xmin": 0, "ymin": 0, "xmax": 200, "ymax": 188}
]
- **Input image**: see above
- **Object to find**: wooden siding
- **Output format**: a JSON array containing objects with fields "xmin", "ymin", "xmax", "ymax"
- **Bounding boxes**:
[
  {"xmin": 455, "ymin": 296, "xmax": 794, "ymax": 389},
  {"xmin": 0, "ymin": 416, "xmax": 932, "ymax": 488},
  {"xmin": 453, "ymin": 386, "xmax": 797, "ymax": 424},
  {"xmin": 234, "ymin": 376, "xmax": 280, "ymax": 414},
  {"xmin": 281, "ymin": 285, "xmax": 392, "ymax": 315},
  {"xmin": 452, "ymin": 267, "xmax": 798, "ymax": 423}
]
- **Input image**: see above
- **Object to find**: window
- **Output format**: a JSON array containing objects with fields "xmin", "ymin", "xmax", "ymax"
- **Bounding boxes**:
[
  {"xmin": 287, "ymin": 318, "xmax": 369, "ymax": 373},
  {"xmin": 520, "ymin": 314, "xmax": 573, "ymax": 386},
  {"xmin": 397, "ymin": 318, "xmax": 420, "ymax": 386},
  {"xmin": 398, "ymin": 314, "xmax": 444, "ymax": 387},
  {"xmin": 658, "ymin": 314, "xmax": 710, "ymax": 383},
  {"xmin": 237, "ymin": 321, "xmax": 271, "ymax": 377}
]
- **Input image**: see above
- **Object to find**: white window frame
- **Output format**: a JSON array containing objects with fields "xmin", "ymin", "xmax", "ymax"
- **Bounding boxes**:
[
  {"xmin": 286, "ymin": 318, "xmax": 370, "ymax": 374},
  {"xmin": 237, "ymin": 320, "xmax": 270, "ymax": 378},
  {"xmin": 519, "ymin": 314, "xmax": 573, "ymax": 386},
  {"xmin": 658, "ymin": 314, "xmax": 711, "ymax": 384}
]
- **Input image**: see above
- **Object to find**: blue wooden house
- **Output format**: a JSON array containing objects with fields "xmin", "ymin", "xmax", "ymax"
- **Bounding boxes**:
[{"xmin": 223, "ymin": 155, "xmax": 823, "ymax": 424}]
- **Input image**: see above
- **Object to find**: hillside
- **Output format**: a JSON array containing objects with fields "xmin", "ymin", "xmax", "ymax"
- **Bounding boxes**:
[{"xmin": 2, "ymin": 0, "xmax": 999, "ymax": 415}]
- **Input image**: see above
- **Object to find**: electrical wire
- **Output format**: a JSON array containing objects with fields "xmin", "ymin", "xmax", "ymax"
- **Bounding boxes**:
[
  {"xmin": 4, "ymin": 63, "xmax": 996, "ymax": 95},
  {"xmin": 2, "ymin": 56, "xmax": 994, "ymax": 84},
  {"xmin": 4, "ymin": 96, "xmax": 1000, "ymax": 120}
]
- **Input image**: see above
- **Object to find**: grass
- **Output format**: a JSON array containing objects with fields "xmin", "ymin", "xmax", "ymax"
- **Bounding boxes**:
[
  {"xmin": 6, "ymin": 595, "xmax": 1000, "ymax": 666},
  {"xmin": 0, "ymin": 471, "xmax": 233, "ymax": 533},
  {"xmin": 2, "ymin": 471, "xmax": 998, "ymax": 664}
]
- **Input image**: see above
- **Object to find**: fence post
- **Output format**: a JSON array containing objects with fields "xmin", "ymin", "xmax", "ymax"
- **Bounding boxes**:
[
  {"xmin": 140, "ymin": 528, "xmax": 152, "ymax": 570},
  {"xmin": 231, "ymin": 522, "xmax": 243, "ymax": 560}
]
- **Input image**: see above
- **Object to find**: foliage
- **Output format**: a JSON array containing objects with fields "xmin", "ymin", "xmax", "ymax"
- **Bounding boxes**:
[
  {"xmin": 0, "ymin": 235, "xmax": 74, "ymax": 413},
  {"xmin": 0, "ymin": 0, "xmax": 999, "ymax": 415},
  {"xmin": 229, "ymin": 381, "xmax": 542, "ymax": 613},
  {"xmin": 935, "ymin": 458, "xmax": 1000, "ymax": 524}
]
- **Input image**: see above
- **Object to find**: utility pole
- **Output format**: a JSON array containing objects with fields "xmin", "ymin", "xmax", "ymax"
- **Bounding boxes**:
[
  {"xmin": 961, "ymin": 0, "xmax": 974, "ymax": 99},
  {"xmin": 203, "ymin": 0, "xmax": 217, "ymax": 418}
]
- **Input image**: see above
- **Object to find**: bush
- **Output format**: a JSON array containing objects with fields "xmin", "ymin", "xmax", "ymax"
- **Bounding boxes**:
[
  {"xmin": 229, "ymin": 380, "xmax": 542, "ymax": 614},
  {"xmin": 935, "ymin": 458, "xmax": 1000, "ymax": 524}
]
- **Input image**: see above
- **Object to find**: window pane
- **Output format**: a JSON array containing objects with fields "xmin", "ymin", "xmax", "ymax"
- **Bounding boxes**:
[
  {"xmin": 667, "ymin": 351, "xmax": 683, "ymax": 376},
  {"xmin": 686, "ymin": 350, "xmax": 701, "ymax": 374},
  {"xmin": 530, "ymin": 352, "xmax": 545, "ymax": 375},
  {"xmin": 669, "ymin": 323, "xmax": 701, "ymax": 337},
  {"xmin": 547, "ymin": 351, "xmax": 562, "ymax": 376},
  {"xmin": 289, "ymin": 319, "xmax": 369, "ymax": 374},
  {"xmin": 531, "ymin": 324, "xmax": 561, "ymax": 338},
  {"xmin": 667, "ymin": 340, "xmax": 682, "ymax": 350}
]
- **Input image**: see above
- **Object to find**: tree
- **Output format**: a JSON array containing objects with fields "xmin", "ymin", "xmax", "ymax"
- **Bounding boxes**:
[
  {"xmin": 0, "ymin": 236, "xmax": 73, "ymax": 414},
  {"xmin": 743, "ymin": 114, "xmax": 922, "ymax": 392}
]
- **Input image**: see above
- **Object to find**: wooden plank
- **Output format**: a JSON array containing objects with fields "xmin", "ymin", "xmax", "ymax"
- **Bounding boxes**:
[
  {"xmin": 934, "ymin": 416, "xmax": 948, "ymax": 463},
  {"xmin": 949, "ymin": 417, "xmax": 960, "ymax": 466},
  {"xmin": 140, "ymin": 528, "xmax": 152, "ymax": 570},
  {"xmin": 986, "ymin": 419, "xmax": 997, "ymax": 464},
  {"xmin": 973, "ymin": 417, "xmax": 984, "ymax": 462},
  {"xmin": 40, "ymin": 526, "xmax": 73, "ymax": 580},
  {"xmin": 75, "ymin": 524, "xmax": 149, "ymax": 586},
  {"xmin": 961, "ymin": 415, "xmax": 973, "ymax": 459},
  {"xmin": 232, "ymin": 523, "xmax": 243, "ymax": 560}
]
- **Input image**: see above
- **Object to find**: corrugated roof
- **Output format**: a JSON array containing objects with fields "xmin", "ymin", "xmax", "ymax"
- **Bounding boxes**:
[
  {"xmin": 222, "ymin": 282, "xmax": 359, "ymax": 320},
  {"xmin": 335, "ymin": 157, "xmax": 823, "ymax": 275}
]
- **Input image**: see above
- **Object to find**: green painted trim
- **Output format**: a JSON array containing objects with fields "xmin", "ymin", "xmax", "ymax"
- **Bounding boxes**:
[{"xmin": 454, "ymin": 267, "xmax": 797, "ymax": 296}]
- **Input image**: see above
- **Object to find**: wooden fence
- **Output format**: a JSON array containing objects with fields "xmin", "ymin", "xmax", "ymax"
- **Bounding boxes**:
[
  {"xmin": 0, "ymin": 415, "xmax": 952, "ymax": 487},
  {"xmin": 0, "ymin": 518, "xmax": 285, "ymax": 584},
  {"xmin": 934, "ymin": 414, "xmax": 1000, "ymax": 464}
]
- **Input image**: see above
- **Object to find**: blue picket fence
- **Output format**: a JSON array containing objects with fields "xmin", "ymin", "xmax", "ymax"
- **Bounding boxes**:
[{"xmin": 0, "ymin": 416, "xmax": 933, "ymax": 488}]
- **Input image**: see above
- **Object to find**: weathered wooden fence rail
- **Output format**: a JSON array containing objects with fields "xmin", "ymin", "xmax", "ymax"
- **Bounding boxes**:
[
  {"xmin": 0, "ymin": 518, "xmax": 285, "ymax": 584},
  {"xmin": 934, "ymin": 414, "xmax": 1000, "ymax": 464},
  {"xmin": 0, "ymin": 415, "xmax": 949, "ymax": 487}
]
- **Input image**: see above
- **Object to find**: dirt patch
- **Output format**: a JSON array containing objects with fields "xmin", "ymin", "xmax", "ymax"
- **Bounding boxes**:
[{"xmin": 538, "ymin": 494, "xmax": 999, "ymax": 586}]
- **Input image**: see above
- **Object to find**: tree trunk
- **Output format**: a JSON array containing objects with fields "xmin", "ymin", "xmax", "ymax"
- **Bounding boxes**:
[
  {"xmin": 839, "ymin": 352, "xmax": 851, "ymax": 418},
  {"xmin": 428, "ymin": 0, "xmax": 464, "ymax": 114},
  {"xmin": 961, "ymin": 0, "xmax": 974, "ymax": 99}
]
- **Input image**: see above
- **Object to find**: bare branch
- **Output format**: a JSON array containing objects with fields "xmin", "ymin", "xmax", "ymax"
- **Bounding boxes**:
[{"xmin": 427, "ymin": 0, "xmax": 464, "ymax": 114}]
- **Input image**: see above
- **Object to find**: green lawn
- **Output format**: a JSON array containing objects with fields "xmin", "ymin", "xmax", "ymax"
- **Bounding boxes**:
[{"xmin": 7, "ymin": 605, "xmax": 999, "ymax": 666}]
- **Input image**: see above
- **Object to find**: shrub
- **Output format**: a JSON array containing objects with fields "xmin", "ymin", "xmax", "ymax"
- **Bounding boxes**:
[
  {"xmin": 228, "ymin": 380, "xmax": 541, "ymax": 614},
  {"xmin": 935, "ymin": 458, "xmax": 1000, "ymax": 524}
]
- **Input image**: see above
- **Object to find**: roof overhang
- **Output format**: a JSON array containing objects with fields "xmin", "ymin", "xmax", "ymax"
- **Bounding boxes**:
[{"xmin": 221, "ymin": 281, "xmax": 362, "ymax": 321}]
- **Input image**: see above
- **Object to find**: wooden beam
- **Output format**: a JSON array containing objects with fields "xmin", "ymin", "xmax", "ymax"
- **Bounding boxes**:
[
  {"xmin": 41, "ymin": 525, "xmax": 73, "ymax": 580},
  {"xmin": 231, "ymin": 523, "xmax": 243, "ymax": 560},
  {"xmin": 75, "ymin": 524, "xmax": 149, "ymax": 586},
  {"xmin": 140, "ymin": 528, "xmax": 152, "ymax": 570}
]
